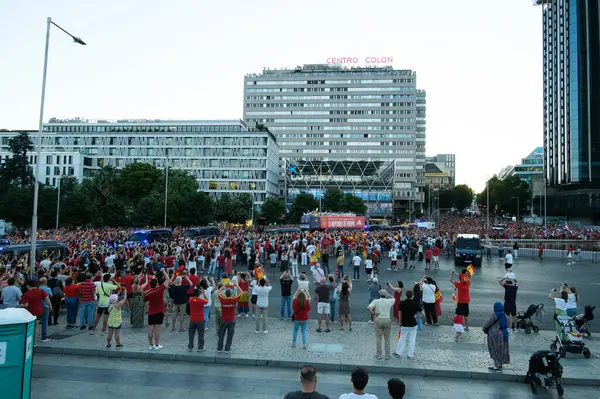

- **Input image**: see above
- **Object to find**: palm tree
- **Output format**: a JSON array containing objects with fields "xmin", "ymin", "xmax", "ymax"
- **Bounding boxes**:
[{"xmin": 94, "ymin": 166, "xmax": 118, "ymax": 204}]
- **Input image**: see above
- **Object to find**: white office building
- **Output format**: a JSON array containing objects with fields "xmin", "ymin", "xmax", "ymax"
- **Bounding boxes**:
[{"xmin": 0, "ymin": 120, "xmax": 280, "ymax": 207}]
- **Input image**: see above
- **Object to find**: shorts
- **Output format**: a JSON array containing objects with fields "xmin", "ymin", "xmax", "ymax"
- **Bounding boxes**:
[
  {"xmin": 97, "ymin": 306, "xmax": 109, "ymax": 315},
  {"xmin": 391, "ymin": 260, "xmax": 397, "ymax": 266},
  {"xmin": 317, "ymin": 302, "xmax": 331, "ymax": 315},
  {"xmin": 433, "ymin": 256, "xmax": 439, "ymax": 262},
  {"xmin": 504, "ymin": 303, "xmax": 516, "ymax": 316},
  {"xmin": 173, "ymin": 303, "xmax": 185, "ymax": 314},
  {"xmin": 127, "ymin": 293, "xmax": 133, "ymax": 299},
  {"xmin": 148, "ymin": 312, "xmax": 164, "ymax": 326},
  {"xmin": 108, "ymin": 324, "xmax": 122, "ymax": 330},
  {"xmin": 425, "ymin": 259, "xmax": 431, "ymax": 264},
  {"xmin": 251, "ymin": 295, "xmax": 258, "ymax": 305},
  {"xmin": 504, "ymin": 263, "xmax": 512, "ymax": 270},
  {"xmin": 456, "ymin": 303, "xmax": 470, "ymax": 317},
  {"xmin": 453, "ymin": 323, "xmax": 465, "ymax": 333}
]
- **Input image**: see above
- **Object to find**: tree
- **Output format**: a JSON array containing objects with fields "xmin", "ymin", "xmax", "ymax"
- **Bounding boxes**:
[
  {"xmin": 476, "ymin": 176, "xmax": 531, "ymax": 217},
  {"xmin": 169, "ymin": 192, "xmax": 214, "ymax": 226},
  {"xmin": 454, "ymin": 184, "xmax": 474, "ymax": 211},
  {"xmin": 229, "ymin": 193, "xmax": 253, "ymax": 224},
  {"xmin": 215, "ymin": 193, "xmax": 232, "ymax": 222},
  {"xmin": 260, "ymin": 197, "xmax": 285, "ymax": 224},
  {"xmin": 0, "ymin": 131, "xmax": 34, "ymax": 188},
  {"xmin": 340, "ymin": 193, "xmax": 367, "ymax": 215},
  {"xmin": 322, "ymin": 188, "xmax": 344, "ymax": 212},
  {"xmin": 116, "ymin": 163, "xmax": 162, "ymax": 206},
  {"xmin": 289, "ymin": 192, "xmax": 319, "ymax": 223}
]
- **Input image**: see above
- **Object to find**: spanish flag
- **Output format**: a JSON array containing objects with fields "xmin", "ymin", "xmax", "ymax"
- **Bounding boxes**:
[{"xmin": 466, "ymin": 264, "xmax": 475, "ymax": 277}]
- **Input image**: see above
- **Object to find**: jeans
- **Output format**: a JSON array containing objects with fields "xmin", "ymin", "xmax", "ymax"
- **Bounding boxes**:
[
  {"xmin": 80, "ymin": 301, "xmax": 95, "ymax": 328},
  {"xmin": 330, "ymin": 299, "xmax": 337, "ymax": 321},
  {"xmin": 216, "ymin": 266, "xmax": 224, "ymax": 279},
  {"xmin": 281, "ymin": 296, "xmax": 292, "ymax": 318},
  {"xmin": 204, "ymin": 307, "xmax": 211, "ymax": 329},
  {"xmin": 188, "ymin": 321, "xmax": 205, "ymax": 349},
  {"xmin": 65, "ymin": 297, "xmax": 79, "ymax": 325},
  {"xmin": 337, "ymin": 266, "xmax": 344, "ymax": 279},
  {"xmin": 567, "ymin": 308, "xmax": 577, "ymax": 317},
  {"xmin": 353, "ymin": 266, "xmax": 360, "ymax": 280},
  {"xmin": 255, "ymin": 307, "xmax": 268, "ymax": 332},
  {"xmin": 395, "ymin": 325, "xmax": 418, "ymax": 357},
  {"xmin": 292, "ymin": 320, "xmax": 307, "ymax": 345},
  {"xmin": 217, "ymin": 321, "xmax": 236, "ymax": 351},
  {"xmin": 41, "ymin": 307, "xmax": 49, "ymax": 340},
  {"xmin": 374, "ymin": 318, "xmax": 392, "ymax": 358},
  {"xmin": 208, "ymin": 259, "xmax": 217, "ymax": 274},
  {"xmin": 423, "ymin": 302, "xmax": 438, "ymax": 324}
]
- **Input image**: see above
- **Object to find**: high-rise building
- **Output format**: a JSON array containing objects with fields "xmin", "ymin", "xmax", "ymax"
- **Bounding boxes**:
[
  {"xmin": 537, "ymin": 0, "xmax": 600, "ymax": 221},
  {"xmin": 425, "ymin": 154, "xmax": 455, "ymax": 187},
  {"xmin": 0, "ymin": 120, "xmax": 280, "ymax": 208},
  {"xmin": 243, "ymin": 64, "xmax": 426, "ymax": 220}
]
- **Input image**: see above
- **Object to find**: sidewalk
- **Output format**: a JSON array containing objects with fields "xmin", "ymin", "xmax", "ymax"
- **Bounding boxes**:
[{"xmin": 36, "ymin": 317, "xmax": 600, "ymax": 386}]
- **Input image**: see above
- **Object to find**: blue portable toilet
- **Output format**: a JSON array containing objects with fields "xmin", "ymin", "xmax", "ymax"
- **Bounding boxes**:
[{"xmin": 0, "ymin": 308, "xmax": 36, "ymax": 399}]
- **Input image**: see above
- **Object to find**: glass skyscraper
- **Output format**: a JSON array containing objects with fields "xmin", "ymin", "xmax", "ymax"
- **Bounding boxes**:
[{"xmin": 539, "ymin": 0, "xmax": 600, "ymax": 221}]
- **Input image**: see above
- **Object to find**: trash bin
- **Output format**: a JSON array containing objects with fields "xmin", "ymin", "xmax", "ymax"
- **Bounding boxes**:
[{"xmin": 0, "ymin": 308, "xmax": 36, "ymax": 399}]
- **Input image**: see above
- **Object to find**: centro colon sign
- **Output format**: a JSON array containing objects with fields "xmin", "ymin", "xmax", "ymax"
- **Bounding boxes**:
[{"xmin": 326, "ymin": 56, "xmax": 393, "ymax": 65}]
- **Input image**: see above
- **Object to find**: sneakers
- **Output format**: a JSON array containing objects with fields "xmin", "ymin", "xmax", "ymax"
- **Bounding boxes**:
[
  {"xmin": 291, "ymin": 344, "xmax": 297, "ymax": 348},
  {"xmin": 41, "ymin": 338, "xmax": 52, "ymax": 343},
  {"xmin": 197, "ymin": 348, "xmax": 205, "ymax": 352},
  {"xmin": 303, "ymin": 344, "xmax": 308, "ymax": 350},
  {"xmin": 188, "ymin": 348, "xmax": 193, "ymax": 352},
  {"xmin": 368, "ymin": 320, "xmax": 374, "ymax": 324},
  {"xmin": 154, "ymin": 345, "xmax": 163, "ymax": 351},
  {"xmin": 263, "ymin": 330, "xmax": 269, "ymax": 334},
  {"xmin": 80, "ymin": 325, "xmax": 86, "ymax": 331},
  {"xmin": 224, "ymin": 349, "xmax": 231, "ymax": 353},
  {"xmin": 245, "ymin": 314, "xmax": 249, "ymax": 318},
  {"xmin": 255, "ymin": 330, "xmax": 260, "ymax": 334},
  {"xmin": 149, "ymin": 345, "xmax": 155, "ymax": 350}
]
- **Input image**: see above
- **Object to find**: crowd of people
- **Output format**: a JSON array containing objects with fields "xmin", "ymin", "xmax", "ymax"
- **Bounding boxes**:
[{"xmin": 0, "ymin": 219, "xmax": 591, "ymax": 381}]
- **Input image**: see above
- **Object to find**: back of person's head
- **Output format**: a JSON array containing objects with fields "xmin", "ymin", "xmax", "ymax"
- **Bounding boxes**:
[
  {"xmin": 300, "ymin": 365, "xmax": 317, "ymax": 385},
  {"xmin": 7, "ymin": 277, "xmax": 15, "ymax": 286},
  {"xmin": 189, "ymin": 268, "xmax": 196, "ymax": 275},
  {"xmin": 259, "ymin": 278, "xmax": 266, "ymax": 287},
  {"xmin": 561, "ymin": 291, "xmax": 568, "ymax": 301},
  {"xmin": 150, "ymin": 278, "xmax": 158, "ymax": 288},
  {"xmin": 388, "ymin": 378, "xmax": 406, "ymax": 398},
  {"xmin": 225, "ymin": 289, "xmax": 232, "ymax": 298},
  {"xmin": 351, "ymin": 367, "xmax": 369, "ymax": 391},
  {"xmin": 397, "ymin": 280, "xmax": 404, "ymax": 288},
  {"xmin": 86, "ymin": 273, "xmax": 93, "ymax": 280},
  {"xmin": 405, "ymin": 289, "xmax": 414, "ymax": 299},
  {"xmin": 103, "ymin": 273, "xmax": 111, "ymax": 283},
  {"xmin": 378, "ymin": 289, "xmax": 387, "ymax": 298}
]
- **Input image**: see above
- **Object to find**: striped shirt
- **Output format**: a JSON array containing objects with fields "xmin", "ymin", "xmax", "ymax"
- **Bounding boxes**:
[{"xmin": 79, "ymin": 280, "xmax": 96, "ymax": 302}]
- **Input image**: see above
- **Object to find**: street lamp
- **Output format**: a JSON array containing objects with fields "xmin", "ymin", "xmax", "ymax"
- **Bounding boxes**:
[
  {"xmin": 511, "ymin": 196, "xmax": 520, "ymax": 223},
  {"xmin": 30, "ymin": 18, "xmax": 86, "ymax": 279},
  {"xmin": 55, "ymin": 176, "xmax": 61, "ymax": 230}
]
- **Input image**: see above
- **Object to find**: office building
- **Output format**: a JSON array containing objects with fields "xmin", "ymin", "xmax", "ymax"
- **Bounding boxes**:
[
  {"xmin": 504, "ymin": 147, "xmax": 544, "ymax": 184},
  {"xmin": 424, "ymin": 163, "xmax": 451, "ymax": 190},
  {"xmin": 537, "ymin": 0, "xmax": 600, "ymax": 221},
  {"xmin": 0, "ymin": 120, "xmax": 280, "ymax": 208},
  {"xmin": 243, "ymin": 64, "xmax": 426, "ymax": 220},
  {"xmin": 425, "ymin": 154, "xmax": 455, "ymax": 187}
]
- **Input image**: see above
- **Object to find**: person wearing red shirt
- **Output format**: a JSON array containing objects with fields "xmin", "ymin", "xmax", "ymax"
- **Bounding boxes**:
[
  {"xmin": 21, "ymin": 282, "xmax": 52, "ymax": 342},
  {"xmin": 144, "ymin": 268, "xmax": 169, "ymax": 350},
  {"xmin": 63, "ymin": 278, "xmax": 80, "ymax": 328},
  {"xmin": 291, "ymin": 287, "xmax": 311, "ymax": 349},
  {"xmin": 217, "ymin": 254, "xmax": 226, "ymax": 278},
  {"xmin": 78, "ymin": 273, "xmax": 96, "ymax": 331},
  {"xmin": 424, "ymin": 247, "xmax": 432, "ymax": 271},
  {"xmin": 123, "ymin": 269, "xmax": 134, "ymax": 311},
  {"xmin": 217, "ymin": 283, "xmax": 241, "ymax": 353},
  {"xmin": 450, "ymin": 270, "xmax": 471, "ymax": 331},
  {"xmin": 188, "ymin": 287, "xmax": 209, "ymax": 351},
  {"xmin": 432, "ymin": 246, "xmax": 441, "ymax": 270}
]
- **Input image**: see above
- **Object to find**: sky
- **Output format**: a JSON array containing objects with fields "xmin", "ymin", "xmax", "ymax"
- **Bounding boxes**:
[{"xmin": 0, "ymin": 0, "xmax": 543, "ymax": 192}]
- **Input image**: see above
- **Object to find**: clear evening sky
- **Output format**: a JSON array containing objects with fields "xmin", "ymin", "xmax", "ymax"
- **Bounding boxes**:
[{"xmin": 0, "ymin": 0, "xmax": 542, "ymax": 193}]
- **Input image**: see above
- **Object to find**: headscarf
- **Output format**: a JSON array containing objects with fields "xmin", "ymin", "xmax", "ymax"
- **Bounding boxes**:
[{"xmin": 493, "ymin": 302, "xmax": 509, "ymax": 341}]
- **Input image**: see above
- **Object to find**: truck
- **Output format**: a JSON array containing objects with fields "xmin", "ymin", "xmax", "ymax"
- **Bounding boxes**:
[{"xmin": 300, "ymin": 213, "xmax": 365, "ymax": 231}]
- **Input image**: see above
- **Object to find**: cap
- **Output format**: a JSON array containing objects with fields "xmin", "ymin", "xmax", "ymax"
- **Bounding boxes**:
[{"xmin": 109, "ymin": 294, "xmax": 118, "ymax": 304}]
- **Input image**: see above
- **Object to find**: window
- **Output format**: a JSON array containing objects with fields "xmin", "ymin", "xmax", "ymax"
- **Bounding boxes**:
[{"xmin": 46, "ymin": 155, "xmax": 52, "ymax": 164}]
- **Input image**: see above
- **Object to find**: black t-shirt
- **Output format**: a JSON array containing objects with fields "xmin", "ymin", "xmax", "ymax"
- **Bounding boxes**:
[
  {"xmin": 504, "ymin": 284, "xmax": 518, "ymax": 304},
  {"xmin": 281, "ymin": 278, "xmax": 293, "ymax": 297},
  {"xmin": 284, "ymin": 390, "xmax": 330, "ymax": 399},
  {"xmin": 114, "ymin": 257, "xmax": 124, "ymax": 271},
  {"xmin": 170, "ymin": 284, "xmax": 190, "ymax": 305},
  {"xmin": 315, "ymin": 284, "xmax": 331, "ymax": 303},
  {"xmin": 399, "ymin": 298, "xmax": 422, "ymax": 327}
]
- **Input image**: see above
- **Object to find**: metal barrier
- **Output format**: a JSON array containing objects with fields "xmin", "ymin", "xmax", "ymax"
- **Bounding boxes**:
[
  {"xmin": 487, "ymin": 246, "xmax": 600, "ymax": 263},
  {"xmin": 489, "ymin": 239, "xmax": 600, "ymax": 252}
]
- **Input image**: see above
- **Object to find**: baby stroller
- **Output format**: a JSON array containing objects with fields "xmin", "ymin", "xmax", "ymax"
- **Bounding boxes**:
[
  {"xmin": 574, "ymin": 305, "xmax": 595, "ymax": 337},
  {"xmin": 516, "ymin": 304, "xmax": 543, "ymax": 334},
  {"xmin": 525, "ymin": 350, "xmax": 564, "ymax": 396},
  {"xmin": 550, "ymin": 315, "xmax": 591, "ymax": 358}
]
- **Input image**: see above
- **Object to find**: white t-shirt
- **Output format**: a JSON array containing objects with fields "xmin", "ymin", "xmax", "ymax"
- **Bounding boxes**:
[
  {"xmin": 421, "ymin": 283, "xmax": 436, "ymax": 304},
  {"xmin": 254, "ymin": 285, "xmax": 272, "ymax": 308},
  {"xmin": 297, "ymin": 279, "xmax": 309, "ymax": 291},
  {"xmin": 365, "ymin": 259, "xmax": 373, "ymax": 270},
  {"xmin": 250, "ymin": 280, "xmax": 258, "ymax": 296},
  {"xmin": 40, "ymin": 259, "xmax": 52, "ymax": 269},
  {"xmin": 505, "ymin": 253, "xmax": 513, "ymax": 265},
  {"xmin": 204, "ymin": 286, "xmax": 213, "ymax": 308},
  {"xmin": 352, "ymin": 255, "xmax": 361, "ymax": 266},
  {"xmin": 390, "ymin": 250, "xmax": 397, "ymax": 261},
  {"xmin": 368, "ymin": 298, "xmax": 395, "ymax": 319},
  {"xmin": 566, "ymin": 294, "xmax": 577, "ymax": 310},
  {"xmin": 339, "ymin": 393, "xmax": 378, "ymax": 399},
  {"xmin": 554, "ymin": 298, "xmax": 567, "ymax": 311}
]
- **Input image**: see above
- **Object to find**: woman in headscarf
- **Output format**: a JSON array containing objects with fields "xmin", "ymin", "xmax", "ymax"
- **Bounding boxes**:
[{"xmin": 485, "ymin": 302, "xmax": 510, "ymax": 372}]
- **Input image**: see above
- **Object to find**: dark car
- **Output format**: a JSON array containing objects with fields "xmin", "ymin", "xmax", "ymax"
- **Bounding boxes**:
[
  {"xmin": 126, "ymin": 228, "xmax": 172, "ymax": 246},
  {"xmin": 454, "ymin": 234, "xmax": 483, "ymax": 267},
  {"xmin": 182, "ymin": 226, "xmax": 219, "ymax": 240}
]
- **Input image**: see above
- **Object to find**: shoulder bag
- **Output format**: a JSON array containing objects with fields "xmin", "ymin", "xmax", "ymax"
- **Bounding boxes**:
[{"xmin": 482, "ymin": 316, "xmax": 500, "ymax": 335}]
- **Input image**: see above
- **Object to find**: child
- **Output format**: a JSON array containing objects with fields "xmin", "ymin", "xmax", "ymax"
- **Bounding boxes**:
[
  {"xmin": 107, "ymin": 294, "xmax": 126, "ymax": 348},
  {"xmin": 452, "ymin": 314, "xmax": 465, "ymax": 342}
]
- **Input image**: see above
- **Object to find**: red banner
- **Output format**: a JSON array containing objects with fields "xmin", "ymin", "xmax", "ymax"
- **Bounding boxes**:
[{"xmin": 320, "ymin": 216, "xmax": 365, "ymax": 229}]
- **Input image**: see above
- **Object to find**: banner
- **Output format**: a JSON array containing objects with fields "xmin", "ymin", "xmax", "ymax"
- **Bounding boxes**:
[{"xmin": 320, "ymin": 216, "xmax": 365, "ymax": 229}]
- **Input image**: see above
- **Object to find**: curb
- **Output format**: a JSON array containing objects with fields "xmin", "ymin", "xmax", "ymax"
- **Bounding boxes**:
[{"xmin": 34, "ymin": 346, "xmax": 600, "ymax": 387}]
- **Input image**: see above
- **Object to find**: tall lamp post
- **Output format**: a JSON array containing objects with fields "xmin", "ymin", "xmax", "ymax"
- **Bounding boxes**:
[
  {"xmin": 511, "ymin": 196, "xmax": 520, "ymax": 223},
  {"xmin": 55, "ymin": 176, "xmax": 61, "ymax": 230},
  {"xmin": 30, "ymin": 18, "xmax": 86, "ymax": 279}
]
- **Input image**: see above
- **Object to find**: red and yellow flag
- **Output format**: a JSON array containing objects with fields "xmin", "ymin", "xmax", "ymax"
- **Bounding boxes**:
[{"xmin": 466, "ymin": 264, "xmax": 475, "ymax": 277}]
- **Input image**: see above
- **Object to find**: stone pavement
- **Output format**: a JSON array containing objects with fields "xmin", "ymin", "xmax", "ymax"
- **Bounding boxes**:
[{"xmin": 36, "ymin": 316, "xmax": 600, "ymax": 386}]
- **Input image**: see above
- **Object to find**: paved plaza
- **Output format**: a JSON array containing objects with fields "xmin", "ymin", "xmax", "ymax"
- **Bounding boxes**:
[{"xmin": 32, "ymin": 354, "xmax": 600, "ymax": 399}]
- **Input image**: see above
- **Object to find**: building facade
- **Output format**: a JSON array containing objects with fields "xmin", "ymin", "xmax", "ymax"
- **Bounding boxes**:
[
  {"xmin": 506, "ymin": 147, "xmax": 544, "ymax": 183},
  {"xmin": 538, "ymin": 0, "xmax": 600, "ymax": 221},
  {"xmin": 425, "ymin": 154, "xmax": 455, "ymax": 187},
  {"xmin": 243, "ymin": 64, "xmax": 426, "ymax": 220},
  {"xmin": 0, "ymin": 120, "xmax": 280, "ymax": 207},
  {"xmin": 424, "ymin": 163, "xmax": 451, "ymax": 190}
]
